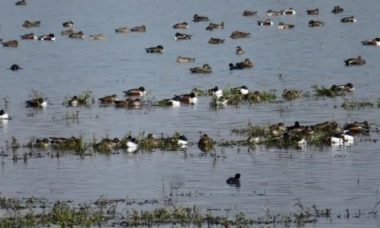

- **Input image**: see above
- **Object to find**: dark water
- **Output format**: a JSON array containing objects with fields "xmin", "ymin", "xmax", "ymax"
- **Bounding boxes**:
[{"xmin": 0, "ymin": 0, "xmax": 380, "ymax": 226}]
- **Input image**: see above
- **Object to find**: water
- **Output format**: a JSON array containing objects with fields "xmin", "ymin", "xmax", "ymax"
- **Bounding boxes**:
[{"xmin": 1, "ymin": 0, "xmax": 380, "ymax": 226}]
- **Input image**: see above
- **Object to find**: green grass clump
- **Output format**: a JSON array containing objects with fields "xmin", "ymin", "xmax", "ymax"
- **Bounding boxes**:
[
  {"xmin": 341, "ymin": 99, "xmax": 375, "ymax": 110},
  {"xmin": 282, "ymin": 89, "xmax": 303, "ymax": 101}
]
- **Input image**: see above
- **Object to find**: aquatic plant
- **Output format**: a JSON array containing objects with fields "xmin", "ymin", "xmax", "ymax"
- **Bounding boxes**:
[
  {"xmin": 282, "ymin": 89, "xmax": 303, "ymax": 101},
  {"xmin": 63, "ymin": 90, "xmax": 93, "ymax": 106},
  {"xmin": 341, "ymin": 99, "xmax": 375, "ymax": 110},
  {"xmin": 191, "ymin": 87, "xmax": 207, "ymax": 96}
]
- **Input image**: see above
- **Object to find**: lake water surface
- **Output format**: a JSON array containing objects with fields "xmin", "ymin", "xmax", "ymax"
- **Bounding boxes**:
[{"xmin": 0, "ymin": 0, "xmax": 380, "ymax": 226}]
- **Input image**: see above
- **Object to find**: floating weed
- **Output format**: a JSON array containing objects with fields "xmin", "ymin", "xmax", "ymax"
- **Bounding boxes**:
[
  {"xmin": 312, "ymin": 84, "xmax": 351, "ymax": 97},
  {"xmin": 341, "ymin": 99, "xmax": 375, "ymax": 110},
  {"xmin": 282, "ymin": 89, "xmax": 303, "ymax": 101},
  {"xmin": 191, "ymin": 87, "xmax": 207, "ymax": 96},
  {"xmin": 245, "ymin": 90, "xmax": 277, "ymax": 104},
  {"xmin": 63, "ymin": 90, "xmax": 93, "ymax": 106},
  {"xmin": 136, "ymin": 132, "xmax": 184, "ymax": 151}
]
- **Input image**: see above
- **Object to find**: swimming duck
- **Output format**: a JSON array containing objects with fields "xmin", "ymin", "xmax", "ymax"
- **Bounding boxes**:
[
  {"xmin": 344, "ymin": 55, "xmax": 365, "ymax": 66},
  {"xmin": 0, "ymin": 110, "xmax": 9, "ymax": 120},
  {"xmin": 175, "ymin": 92, "xmax": 197, "ymax": 104},
  {"xmin": 1, "ymin": 40, "xmax": 18, "ymax": 47},
  {"xmin": 198, "ymin": 134, "xmax": 214, "ymax": 152},
  {"xmin": 306, "ymin": 8, "xmax": 319, "ymax": 15},
  {"xmin": 208, "ymin": 37, "xmax": 224, "ymax": 44},
  {"xmin": 158, "ymin": 96, "xmax": 181, "ymax": 107},
  {"xmin": 123, "ymin": 87, "xmax": 146, "ymax": 97},
  {"xmin": 173, "ymin": 22, "xmax": 189, "ymax": 29},
  {"xmin": 15, "ymin": 0, "xmax": 27, "ymax": 5},
  {"xmin": 98, "ymin": 94, "xmax": 118, "ymax": 104},
  {"xmin": 208, "ymin": 86, "xmax": 223, "ymax": 98},
  {"xmin": 277, "ymin": 22, "xmax": 295, "ymax": 29},
  {"xmin": 330, "ymin": 83, "xmax": 354, "ymax": 92},
  {"xmin": 115, "ymin": 98, "xmax": 142, "ymax": 108},
  {"xmin": 341, "ymin": 16, "xmax": 356, "ymax": 23},
  {"xmin": 281, "ymin": 8, "xmax": 296, "ymax": 15},
  {"xmin": 68, "ymin": 96, "xmax": 78, "ymax": 107},
  {"xmin": 145, "ymin": 45, "xmax": 164, "ymax": 53},
  {"xmin": 243, "ymin": 10, "xmax": 257, "ymax": 16},
  {"xmin": 230, "ymin": 31, "xmax": 250, "ymax": 39},
  {"xmin": 38, "ymin": 33, "xmax": 55, "ymax": 41},
  {"xmin": 89, "ymin": 34, "xmax": 106, "ymax": 40},
  {"xmin": 25, "ymin": 97, "xmax": 47, "ymax": 108},
  {"xmin": 9, "ymin": 64, "xmax": 22, "ymax": 71},
  {"xmin": 62, "ymin": 20, "xmax": 74, "ymax": 28},
  {"xmin": 361, "ymin": 37, "xmax": 380, "ymax": 46},
  {"xmin": 97, "ymin": 137, "xmax": 120, "ymax": 151},
  {"xmin": 176, "ymin": 56, "xmax": 195, "ymax": 63},
  {"xmin": 258, "ymin": 19, "xmax": 273, "ymax": 26},
  {"xmin": 331, "ymin": 132, "xmax": 354, "ymax": 146},
  {"xmin": 193, "ymin": 14, "xmax": 209, "ymax": 22},
  {"xmin": 229, "ymin": 63, "xmax": 244, "ymax": 70},
  {"xmin": 266, "ymin": 10, "xmax": 282, "ymax": 16},
  {"xmin": 236, "ymin": 46, "xmax": 245, "ymax": 55},
  {"xmin": 20, "ymin": 33, "xmax": 37, "ymax": 40},
  {"xmin": 332, "ymin": 5, "xmax": 344, "ymax": 14},
  {"xmin": 308, "ymin": 20, "xmax": 324, "ymax": 27},
  {"xmin": 206, "ymin": 22, "xmax": 224, "ymax": 31},
  {"xmin": 114, "ymin": 27, "xmax": 129, "ymax": 33},
  {"xmin": 229, "ymin": 58, "xmax": 254, "ymax": 70},
  {"xmin": 22, "ymin": 20, "xmax": 40, "ymax": 28},
  {"xmin": 233, "ymin": 86, "xmax": 249, "ymax": 95},
  {"xmin": 130, "ymin": 25, "xmax": 146, "ymax": 32},
  {"xmin": 177, "ymin": 135, "xmax": 188, "ymax": 149},
  {"xmin": 174, "ymin": 32, "xmax": 192, "ymax": 40},
  {"xmin": 189, "ymin": 64, "xmax": 212, "ymax": 74},
  {"xmin": 126, "ymin": 136, "xmax": 138, "ymax": 153},
  {"xmin": 343, "ymin": 121, "xmax": 370, "ymax": 134},
  {"xmin": 226, "ymin": 173, "xmax": 241, "ymax": 186},
  {"xmin": 69, "ymin": 31, "xmax": 84, "ymax": 39}
]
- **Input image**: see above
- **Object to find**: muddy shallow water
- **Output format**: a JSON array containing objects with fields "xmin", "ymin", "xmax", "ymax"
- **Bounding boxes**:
[{"xmin": 0, "ymin": 0, "xmax": 380, "ymax": 226}]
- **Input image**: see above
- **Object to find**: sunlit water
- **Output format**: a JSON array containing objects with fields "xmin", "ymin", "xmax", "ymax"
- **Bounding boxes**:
[{"xmin": 0, "ymin": 0, "xmax": 380, "ymax": 226}]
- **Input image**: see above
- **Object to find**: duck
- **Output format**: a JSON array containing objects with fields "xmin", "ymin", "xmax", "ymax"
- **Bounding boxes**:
[
  {"xmin": 9, "ymin": 64, "xmax": 22, "ymax": 71},
  {"xmin": 361, "ymin": 37, "xmax": 380, "ymax": 46},
  {"xmin": 236, "ymin": 46, "xmax": 245, "ymax": 55},
  {"xmin": 198, "ymin": 134, "xmax": 214, "ymax": 152},
  {"xmin": 174, "ymin": 32, "xmax": 192, "ymax": 40},
  {"xmin": 61, "ymin": 28, "xmax": 75, "ymax": 36},
  {"xmin": 145, "ymin": 45, "xmax": 164, "ymax": 53},
  {"xmin": 257, "ymin": 19, "xmax": 273, "ymax": 26},
  {"xmin": 25, "ymin": 97, "xmax": 47, "ymax": 108},
  {"xmin": 62, "ymin": 20, "xmax": 74, "ymax": 28},
  {"xmin": 20, "ymin": 33, "xmax": 37, "ymax": 40},
  {"xmin": 189, "ymin": 64, "xmax": 212, "ymax": 74},
  {"xmin": 243, "ymin": 10, "xmax": 257, "ymax": 16},
  {"xmin": 206, "ymin": 22, "xmax": 224, "ymax": 31},
  {"xmin": 266, "ymin": 9, "xmax": 282, "ymax": 16},
  {"xmin": 123, "ymin": 87, "xmax": 146, "ymax": 97},
  {"xmin": 68, "ymin": 31, "xmax": 85, "ymax": 39},
  {"xmin": 0, "ymin": 110, "xmax": 9, "ymax": 120},
  {"xmin": 332, "ymin": 5, "xmax": 344, "ymax": 14},
  {"xmin": 208, "ymin": 37, "xmax": 224, "ymax": 44},
  {"xmin": 331, "ymin": 132, "xmax": 354, "ymax": 146},
  {"xmin": 68, "ymin": 96, "xmax": 78, "ymax": 107},
  {"xmin": 208, "ymin": 86, "xmax": 223, "ymax": 98},
  {"xmin": 175, "ymin": 92, "xmax": 197, "ymax": 104},
  {"xmin": 229, "ymin": 58, "xmax": 254, "ymax": 70},
  {"xmin": 193, "ymin": 14, "xmax": 209, "ymax": 22},
  {"xmin": 330, "ymin": 83, "xmax": 354, "ymax": 92},
  {"xmin": 277, "ymin": 22, "xmax": 295, "ymax": 29},
  {"xmin": 308, "ymin": 20, "xmax": 324, "ymax": 27},
  {"xmin": 130, "ymin": 25, "xmax": 146, "ymax": 32},
  {"xmin": 22, "ymin": 20, "xmax": 40, "ymax": 28},
  {"xmin": 173, "ymin": 22, "xmax": 189, "ymax": 29},
  {"xmin": 341, "ymin": 16, "xmax": 356, "ymax": 23},
  {"xmin": 343, "ymin": 121, "xmax": 370, "ymax": 134},
  {"xmin": 229, "ymin": 63, "xmax": 244, "ymax": 70},
  {"xmin": 38, "ymin": 33, "xmax": 55, "ymax": 41},
  {"xmin": 89, "ymin": 34, "xmax": 106, "ymax": 40},
  {"xmin": 306, "ymin": 8, "xmax": 319, "ymax": 15},
  {"xmin": 177, "ymin": 135, "xmax": 188, "ymax": 149},
  {"xmin": 233, "ymin": 86, "xmax": 249, "ymax": 95},
  {"xmin": 158, "ymin": 96, "xmax": 181, "ymax": 107},
  {"xmin": 115, "ymin": 98, "xmax": 142, "ymax": 108},
  {"xmin": 1, "ymin": 40, "xmax": 18, "ymax": 47},
  {"xmin": 115, "ymin": 27, "xmax": 129, "ymax": 33},
  {"xmin": 344, "ymin": 55, "xmax": 365, "ymax": 66},
  {"xmin": 15, "ymin": 0, "xmax": 27, "ymax": 5},
  {"xmin": 281, "ymin": 8, "xmax": 296, "ymax": 15},
  {"xmin": 226, "ymin": 173, "xmax": 241, "ymax": 186},
  {"xmin": 126, "ymin": 136, "xmax": 138, "ymax": 153},
  {"xmin": 230, "ymin": 31, "xmax": 250, "ymax": 39},
  {"xmin": 98, "ymin": 94, "xmax": 118, "ymax": 104},
  {"xmin": 97, "ymin": 138, "xmax": 120, "ymax": 151},
  {"xmin": 176, "ymin": 56, "xmax": 195, "ymax": 63}
]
